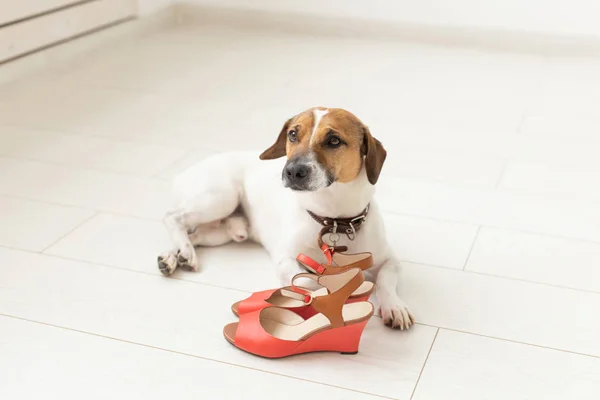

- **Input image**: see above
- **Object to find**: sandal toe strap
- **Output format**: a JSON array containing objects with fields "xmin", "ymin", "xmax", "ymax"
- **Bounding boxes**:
[{"xmin": 236, "ymin": 289, "xmax": 277, "ymax": 315}]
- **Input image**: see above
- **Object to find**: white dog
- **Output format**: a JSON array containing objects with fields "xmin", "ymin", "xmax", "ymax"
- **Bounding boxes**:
[{"xmin": 158, "ymin": 107, "xmax": 414, "ymax": 329}]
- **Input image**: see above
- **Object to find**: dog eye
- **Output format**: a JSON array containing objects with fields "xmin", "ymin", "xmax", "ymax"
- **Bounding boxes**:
[
  {"xmin": 326, "ymin": 136, "xmax": 342, "ymax": 148},
  {"xmin": 287, "ymin": 129, "xmax": 298, "ymax": 142}
]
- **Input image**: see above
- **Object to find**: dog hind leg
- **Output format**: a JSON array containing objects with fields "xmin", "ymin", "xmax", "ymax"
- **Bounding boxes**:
[{"xmin": 158, "ymin": 180, "xmax": 241, "ymax": 275}]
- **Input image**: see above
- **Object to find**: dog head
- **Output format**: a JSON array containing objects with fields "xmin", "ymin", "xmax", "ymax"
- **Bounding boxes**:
[{"xmin": 259, "ymin": 107, "xmax": 386, "ymax": 191}]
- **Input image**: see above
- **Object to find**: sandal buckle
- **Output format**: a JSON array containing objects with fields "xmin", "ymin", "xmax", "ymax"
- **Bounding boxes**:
[{"xmin": 303, "ymin": 293, "xmax": 313, "ymax": 305}]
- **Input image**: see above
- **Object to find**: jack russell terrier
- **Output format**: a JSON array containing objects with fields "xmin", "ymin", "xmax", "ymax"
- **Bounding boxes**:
[{"xmin": 158, "ymin": 107, "xmax": 414, "ymax": 330}]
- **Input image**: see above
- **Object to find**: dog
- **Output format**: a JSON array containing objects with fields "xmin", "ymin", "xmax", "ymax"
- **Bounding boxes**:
[{"xmin": 158, "ymin": 107, "xmax": 414, "ymax": 329}]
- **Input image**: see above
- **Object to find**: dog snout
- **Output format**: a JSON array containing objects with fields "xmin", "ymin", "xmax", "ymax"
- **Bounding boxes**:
[
  {"xmin": 286, "ymin": 163, "xmax": 309, "ymax": 180},
  {"xmin": 283, "ymin": 162, "xmax": 311, "ymax": 189}
]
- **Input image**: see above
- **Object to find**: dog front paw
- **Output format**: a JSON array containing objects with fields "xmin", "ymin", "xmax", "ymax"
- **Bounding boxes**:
[{"xmin": 380, "ymin": 298, "xmax": 415, "ymax": 330}]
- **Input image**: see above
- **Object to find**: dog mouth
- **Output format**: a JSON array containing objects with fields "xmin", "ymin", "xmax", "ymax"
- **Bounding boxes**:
[
  {"xmin": 282, "ymin": 168, "xmax": 334, "ymax": 192},
  {"xmin": 284, "ymin": 181, "xmax": 325, "ymax": 192},
  {"xmin": 281, "ymin": 154, "xmax": 334, "ymax": 192}
]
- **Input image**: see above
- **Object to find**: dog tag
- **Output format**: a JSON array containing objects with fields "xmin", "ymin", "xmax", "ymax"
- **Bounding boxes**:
[{"xmin": 328, "ymin": 232, "xmax": 340, "ymax": 246}]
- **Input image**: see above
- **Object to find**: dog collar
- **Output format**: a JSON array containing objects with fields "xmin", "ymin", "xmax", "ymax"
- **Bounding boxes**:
[{"xmin": 307, "ymin": 204, "xmax": 369, "ymax": 251}]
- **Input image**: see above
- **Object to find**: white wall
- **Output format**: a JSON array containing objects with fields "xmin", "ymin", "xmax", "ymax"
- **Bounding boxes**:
[{"xmin": 177, "ymin": 0, "xmax": 600, "ymax": 38}]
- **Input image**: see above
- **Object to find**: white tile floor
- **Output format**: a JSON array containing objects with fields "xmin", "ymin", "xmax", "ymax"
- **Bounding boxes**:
[{"xmin": 1, "ymin": 18, "xmax": 600, "ymax": 400}]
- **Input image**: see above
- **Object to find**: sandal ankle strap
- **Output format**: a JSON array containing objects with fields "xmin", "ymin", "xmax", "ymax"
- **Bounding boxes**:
[{"xmin": 296, "ymin": 251, "xmax": 373, "ymax": 276}]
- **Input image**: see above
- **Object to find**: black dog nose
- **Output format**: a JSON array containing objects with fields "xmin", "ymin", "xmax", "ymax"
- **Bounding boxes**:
[{"xmin": 285, "ymin": 163, "xmax": 309, "ymax": 181}]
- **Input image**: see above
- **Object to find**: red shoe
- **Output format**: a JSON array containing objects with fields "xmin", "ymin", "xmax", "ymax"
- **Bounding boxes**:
[
  {"xmin": 223, "ymin": 267, "xmax": 374, "ymax": 358},
  {"xmin": 231, "ymin": 249, "xmax": 373, "ymax": 318}
]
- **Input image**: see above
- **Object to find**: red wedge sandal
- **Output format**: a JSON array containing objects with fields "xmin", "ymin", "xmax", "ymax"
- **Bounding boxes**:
[
  {"xmin": 231, "ymin": 248, "xmax": 373, "ymax": 319},
  {"xmin": 223, "ymin": 267, "xmax": 374, "ymax": 358}
]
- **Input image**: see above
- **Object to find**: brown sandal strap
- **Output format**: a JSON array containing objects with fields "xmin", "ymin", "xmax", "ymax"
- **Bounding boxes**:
[
  {"xmin": 311, "ymin": 268, "xmax": 365, "ymax": 328},
  {"xmin": 296, "ymin": 252, "xmax": 373, "ymax": 276},
  {"xmin": 281, "ymin": 269, "xmax": 367, "ymax": 327}
]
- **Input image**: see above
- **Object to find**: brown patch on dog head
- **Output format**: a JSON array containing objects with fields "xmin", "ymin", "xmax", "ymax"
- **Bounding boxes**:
[
  {"xmin": 259, "ymin": 109, "xmax": 318, "ymax": 160},
  {"xmin": 308, "ymin": 108, "xmax": 366, "ymax": 183},
  {"xmin": 261, "ymin": 107, "xmax": 386, "ymax": 189}
]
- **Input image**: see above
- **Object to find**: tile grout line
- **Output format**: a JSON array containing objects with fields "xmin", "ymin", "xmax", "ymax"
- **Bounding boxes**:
[
  {"xmin": 0, "ymin": 153, "xmax": 171, "ymax": 180},
  {"xmin": 5, "ymin": 295, "xmax": 600, "ymax": 371},
  {"xmin": 0, "ymin": 312, "xmax": 396, "ymax": 400},
  {"xmin": 0, "ymin": 193, "xmax": 163, "ymax": 222},
  {"xmin": 0, "ymin": 121, "xmax": 189, "ymax": 149},
  {"xmin": 3, "ymin": 248, "xmax": 600, "ymax": 362},
  {"xmin": 462, "ymin": 225, "xmax": 481, "ymax": 271},
  {"xmin": 386, "ymin": 208, "xmax": 600, "ymax": 247},
  {"xmin": 7, "ymin": 227, "xmax": 600, "ymax": 299},
  {"xmin": 494, "ymin": 160, "xmax": 508, "ymax": 188},
  {"xmin": 410, "ymin": 258, "xmax": 600, "ymax": 296},
  {"xmin": 0, "ymin": 119, "xmax": 235, "ymax": 155},
  {"xmin": 40, "ymin": 211, "xmax": 99, "ymax": 253},
  {"xmin": 418, "ymin": 324, "xmax": 600, "ymax": 361},
  {"xmin": 0, "ymin": 192, "xmax": 96, "ymax": 213},
  {"xmin": 7, "ymin": 186, "xmax": 600, "ymax": 249},
  {"xmin": 514, "ymin": 108, "xmax": 529, "ymax": 136},
  {"xmin": 38, "ymin": 242, "xmax": 600, "ymax": 296},
  {"xmin": 409, "ymin": 327, "xmax": 439, "ymax": 400},
  {"xmin": 4, "ymin": 154, "xmax": 600, "ymax": 246},
  {"xmin": 0, "ymin": 243, "xmax": 252, "ymax": 294},
  {"xmin": 386, "ymin": 210, "xmax": 480, "ymax": 229}
]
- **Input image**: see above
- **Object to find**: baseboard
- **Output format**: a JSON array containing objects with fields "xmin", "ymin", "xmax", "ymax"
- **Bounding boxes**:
[
  {"xmin": 173, "ymin": 3, "xmax": 600, "ymax": 58},
  {"xmin": 0, "ymin": 7, "xmax": 176, "ymax": 86},
  {"xmin": 2, "ymin": 1, "xmax": 599, "ymax": 89}
]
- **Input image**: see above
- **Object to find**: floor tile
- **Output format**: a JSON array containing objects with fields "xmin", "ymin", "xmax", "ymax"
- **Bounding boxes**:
[
  {"xmin": 0, "ymin": 82, "xmax": 259, "ymax": 150},
  {"xmin": 0, "ymin": 196, "xmax": 94, "ymax": 251},
  {"xmin": 521, "ymin": 111, "xmax": 600, "ymax": 142},
  {"xmin": 3, "ymin": 17, "xmax": 600, "ymax": 399},
  {"xmin": 381, "ymin": 147, "xmax": 505, "ymax": 188},
  {"xmin": 521, "ymin": 57, "xmax": 600, "ymax": 141},
  {"xmin": 503, "ymin": 134, "xmax": 600, "ymax": 169},
  {"xmin": 385, "ymin": 213, "xmax": 479, "ymax": 269},
  {"xmin": 43, "ymin": 212, "xmax": 280, "ymax": 292},
  {"xmin": 0, "ymin": 316, "xmax": 379, "ymax": 400},
  {"xmin": 0, "ymin": 157, "xmax": 171, "ymax": 219},
  {"xmin": 499, "ymin": 160, "xmax": 600, "ymax": 200},
  {"xmin": 413, "ymin": 329, "xmax": 600, "ymax": 400},
  {"xmin": 154, "ymin": 149, "xmax": 217, "ymax": 180},
  {"xmin": 0, "ymin": 247, "xmax": 437, "ymax": 399},
  {"xmin": 377, "ymin": 177, "xmax": 600, "ymax": 242},
  {"xmin": 0, "ymin": 125, "xmax": 186, "ymax": 176},
  {"xmin": 466, "ymin": 227, "xmax": 600, "ymax": 292},
  {"xmin": 399, "ymin": 261, "xmax": 600, "ymax": 357}
]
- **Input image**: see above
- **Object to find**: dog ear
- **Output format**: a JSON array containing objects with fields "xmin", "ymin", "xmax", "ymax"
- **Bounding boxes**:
[
  {"xmin": 259, "ymin": 118, "xmax": 292, "ymax": 160},
  {"xmin": 361, "ymin": 125, "xmax": 387, "ymax": 185}
]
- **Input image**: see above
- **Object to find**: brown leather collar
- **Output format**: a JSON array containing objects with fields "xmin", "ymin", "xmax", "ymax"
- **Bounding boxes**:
[{"xmin": 307, "ymin": 205, "xmax": 369, "ymax": 251}]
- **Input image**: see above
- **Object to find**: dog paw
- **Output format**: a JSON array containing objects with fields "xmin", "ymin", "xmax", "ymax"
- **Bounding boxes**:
[
  {"xmin": 380, "ymin": 298, "xmax": 415, "ymax": 330},
  {"xmin": 176, "ymin": 247, "xmax": 198, "ymax": 272},
  {"xmin": 157, "ymin": 252, "xmax": 177, "ymax": 276}
]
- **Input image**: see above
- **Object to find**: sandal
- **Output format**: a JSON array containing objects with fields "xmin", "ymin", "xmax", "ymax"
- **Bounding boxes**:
[
  {"xmin": 223, "ymin": 267, "xmax": 374, "ymax": 358},
  {"xmin": 231, "ymin": 249, "xmax": 373, "ymax": 318}
]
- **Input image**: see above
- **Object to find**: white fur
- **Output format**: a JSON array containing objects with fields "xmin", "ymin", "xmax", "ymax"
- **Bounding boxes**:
[
  {"xmin": 303, "ymin": 151, "xmax": 331, "ymax": 191},
  {"xmin": 309, "ymin": 108, "xmax": 328, "ymax": 145},
  {"xmin": 159, "ymin": 151, "xmax": 414, "ymax": 329}
]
